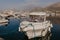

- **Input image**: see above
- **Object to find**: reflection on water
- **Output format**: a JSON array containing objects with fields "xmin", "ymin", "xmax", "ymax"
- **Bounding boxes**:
[
  {"xmin": 51, "ymin": 24, "xmax": 60, "ymax": 40},
  {"xmin": 29, "ymin": 32, "xmax": 52, "ymax": 40},
  {"xmin": 0, "ymin": 18, "xmax": 20, "ymax": 35}
]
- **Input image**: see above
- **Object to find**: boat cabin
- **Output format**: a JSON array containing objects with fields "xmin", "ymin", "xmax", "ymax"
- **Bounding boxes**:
[{"xmin": 29, "ymin": 12, "xmax": 46, "ymax": 22}]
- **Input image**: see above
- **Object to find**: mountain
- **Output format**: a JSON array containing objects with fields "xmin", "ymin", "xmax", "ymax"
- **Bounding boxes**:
[
  {"xmin": 45, "ymin": 2, "xmax": 60, "ymax": 12},
  {"xmin": 24, "ymin": 2, "xmax": 60, "ymax": 12},
  {"xmin": 21, "ymin": 5, "xmax": 42, "ymax": 12}
]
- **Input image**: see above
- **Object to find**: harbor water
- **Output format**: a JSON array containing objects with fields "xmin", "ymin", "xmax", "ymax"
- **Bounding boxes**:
[{"xmin": 0, "ymin": 18, "xmax": 60, "ymax": 40}]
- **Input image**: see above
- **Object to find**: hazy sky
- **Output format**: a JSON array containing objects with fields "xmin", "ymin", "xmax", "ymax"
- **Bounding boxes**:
[{"xmin": 0, "ymin": 0, "xmax": 60, "ymax": 9}]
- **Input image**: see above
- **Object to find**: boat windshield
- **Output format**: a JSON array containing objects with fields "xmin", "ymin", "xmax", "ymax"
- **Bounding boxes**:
[{"xmin": 29, "ymin": 15, "xmax": 44, "ymax": 22}]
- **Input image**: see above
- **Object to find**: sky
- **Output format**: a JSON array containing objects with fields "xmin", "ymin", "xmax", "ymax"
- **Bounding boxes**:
[{"xmin": 0, "ymin": 0, "xmax": 60, "ymax": 9}]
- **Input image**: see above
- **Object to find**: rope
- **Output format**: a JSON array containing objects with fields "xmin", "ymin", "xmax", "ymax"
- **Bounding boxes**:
[
  {"xmin": 20, "ymin": 23, "xmax": 36, "ymax": 40},
  {"xmin": 29, "ymin": 24, "xmax": 36, "ymax": 40}
]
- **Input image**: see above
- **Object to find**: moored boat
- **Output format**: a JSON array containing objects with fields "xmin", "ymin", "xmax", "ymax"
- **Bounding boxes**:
[
  {"xmin": 19, "ymin": 12, "xmax": 53, "ymax": 39},
  {"xmin": 0, "ymin": 14, "xmax": 8, "ymax": 26}
]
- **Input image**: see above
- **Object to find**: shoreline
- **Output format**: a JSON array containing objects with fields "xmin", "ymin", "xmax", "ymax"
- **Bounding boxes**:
[{"xmin": 47, "ymin": 16, "xmax": 60, "ymax": 24}]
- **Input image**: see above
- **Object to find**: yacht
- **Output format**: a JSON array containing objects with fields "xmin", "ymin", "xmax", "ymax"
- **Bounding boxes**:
[{"xmin": 19, "ymin": 12, "xmax": 53, "ymax": 39}]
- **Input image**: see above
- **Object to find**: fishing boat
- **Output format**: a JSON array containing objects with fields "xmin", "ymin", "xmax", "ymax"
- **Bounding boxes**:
[{"xmin": 19, "ymin": 12, "xmax": 53, "ymax": 39}]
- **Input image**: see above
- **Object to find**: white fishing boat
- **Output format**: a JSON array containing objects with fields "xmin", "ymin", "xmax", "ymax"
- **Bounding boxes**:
[
  {"xmin": 0, "ymin": 15, "xmax": 8, "ymax": 26},
  {"xmin": 19, "ymin": 12, "xmax": 53, "ymax": 39}
]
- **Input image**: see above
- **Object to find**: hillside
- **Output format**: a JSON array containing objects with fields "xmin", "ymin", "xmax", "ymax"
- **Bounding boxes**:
[{"xmin": 45, "ymin": 2, "xmax": 60, "ymax": 12}]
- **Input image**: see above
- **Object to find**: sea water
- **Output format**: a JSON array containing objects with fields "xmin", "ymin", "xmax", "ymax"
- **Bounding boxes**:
[
  {"xmin": 0, "ymin": 18, "xmax": 60, "ymax": 40},
  {"xmin": 0, "ymin": 18, "xmax": 27, "ymax": 40}
]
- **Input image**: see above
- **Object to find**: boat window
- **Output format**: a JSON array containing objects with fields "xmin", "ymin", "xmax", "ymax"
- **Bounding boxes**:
[
  {"xmin": 29, "ymin": 15, "xmax": 44, "ymax": 22},
  {"xmin": 15, "ymin": 14, "xmax": 18, "ymax": 16}
]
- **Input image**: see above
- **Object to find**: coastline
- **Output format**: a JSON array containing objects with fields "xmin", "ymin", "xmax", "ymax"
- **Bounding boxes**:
[{"xmin": 47, "ymin": 16, "xmax": 60, "ymax": 24}]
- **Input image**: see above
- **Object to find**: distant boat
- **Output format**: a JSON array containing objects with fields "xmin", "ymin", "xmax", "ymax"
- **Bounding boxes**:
[
  {"xmin": 0, "ymin": 14, "xmax": 8, "ymax": 26},
  {"xmin": 19, "ymin": 12, "xmax": 53, "ymax": 39}
]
